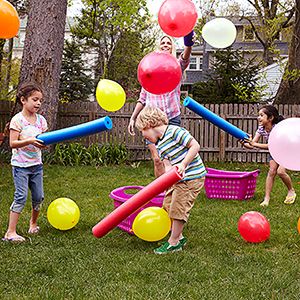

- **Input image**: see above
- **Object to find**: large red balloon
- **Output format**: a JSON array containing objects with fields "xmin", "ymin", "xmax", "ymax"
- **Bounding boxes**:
[
  {"xmin": 238, "ymin": 211, "xmax": 270, "ymax": 243},
  {"xmin": 158, "ymin": 0, "xmax": 198, "ymax": 37},
  {"xmin": 137, "ymin": 52, "xmax": 182, "ymax": 95},
  {"xmin": 0, "ymin": 0, "xmax": 20, "ymax": 39}
]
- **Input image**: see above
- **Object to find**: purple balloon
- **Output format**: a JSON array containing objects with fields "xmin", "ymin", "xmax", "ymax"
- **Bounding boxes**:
[{"xmin": 268, "ymin": 118, "xmax": 300, "ymax": 171}]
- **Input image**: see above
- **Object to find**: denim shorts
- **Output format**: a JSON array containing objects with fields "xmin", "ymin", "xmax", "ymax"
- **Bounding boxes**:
[
  {"xmin": 145, "ymin": 115, "xmax": 181, "ymax": 145},
  {"xmin": 10, "ymin": 164, "xmax": 44, "ymax": 213}
]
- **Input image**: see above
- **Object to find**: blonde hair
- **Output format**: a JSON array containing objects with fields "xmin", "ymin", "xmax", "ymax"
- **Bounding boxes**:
[
  {"xmin": 135, "ymin": 106, "xmax": 168, "ymax": 131},
  {"xmin": 158, "ymin": 35, "xmax": 176, "ymax": 57}
]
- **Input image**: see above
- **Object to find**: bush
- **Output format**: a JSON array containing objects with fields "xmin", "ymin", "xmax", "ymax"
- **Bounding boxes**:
[
  {"xmin": 0, "ymin": 149, "xmax": 11, "ymax": 164},
  {"xmin": 43, "ymin": 143, "xmax": 129, "ymax": 166}
]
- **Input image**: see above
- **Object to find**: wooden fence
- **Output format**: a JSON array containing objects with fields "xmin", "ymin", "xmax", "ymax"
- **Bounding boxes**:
[{"xmin": 1, "ymin": 101, "xmax": 300, "ymax": 162}]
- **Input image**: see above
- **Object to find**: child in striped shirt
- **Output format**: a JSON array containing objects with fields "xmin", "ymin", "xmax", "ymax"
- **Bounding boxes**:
[{"xmin": 135, "ymin": 106, "xmax": 206, "ymax": 254}]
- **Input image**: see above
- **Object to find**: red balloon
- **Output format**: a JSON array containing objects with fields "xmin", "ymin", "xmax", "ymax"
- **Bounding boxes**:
[
  {"xmin": 137, "ymin": 52, "xmax": 182, "ymax": 95},
  {"xmin": 238, "ymin": 211, "xmax": 270, "ymax": 243},
  {"xmin": 158, "ymin": 0, "xmax": 198, "ymax": 37}
]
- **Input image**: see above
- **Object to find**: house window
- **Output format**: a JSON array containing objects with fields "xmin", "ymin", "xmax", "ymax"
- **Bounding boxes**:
[
  {"xmin": 244, "ymin": 27, "xmax": 255, "ymax": 41},
  {"xmin": 189, "ymin": 57, "xmax": 197, "ymax": 70},
  {"xmin": 188, "ymin": 56, "xmax": 203, "ymax": 71}
]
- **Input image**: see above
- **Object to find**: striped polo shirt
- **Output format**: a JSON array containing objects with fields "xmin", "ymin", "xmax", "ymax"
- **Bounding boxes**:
[{"xmin": 156, "ymin": 125, "xmax": 207, "ymax": 181}]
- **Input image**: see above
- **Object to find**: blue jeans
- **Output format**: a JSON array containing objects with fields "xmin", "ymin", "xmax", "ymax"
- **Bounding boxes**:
[
  {"xmin": 145, "ymin": 115, "xmax": 181, "ymax": 145},
  {"xmin": 10, "ymin": 165, "xmax": 44, "ymax": 213}
]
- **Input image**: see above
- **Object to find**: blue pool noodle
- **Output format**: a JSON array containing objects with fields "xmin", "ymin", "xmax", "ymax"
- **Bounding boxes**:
[
  {"xmin": 37, "ymin": 116, "xmax": 113, "ymax": 145},
  {"xmin": 183, "ymin": 97, "xmax": 249, "ymax": 140}
]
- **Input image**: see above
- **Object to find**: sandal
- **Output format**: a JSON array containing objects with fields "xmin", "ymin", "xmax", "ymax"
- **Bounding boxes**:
[
  {"xmin": 284, "ymin": 193, "xmax": 296, "ymax": 205},
  {"xmin": 2, "ymin": 235, "xmax": 26, "ymax": 243},
  {"xmin": 260, "ymin": 199, "xmax": 269, "ymax": 207}
]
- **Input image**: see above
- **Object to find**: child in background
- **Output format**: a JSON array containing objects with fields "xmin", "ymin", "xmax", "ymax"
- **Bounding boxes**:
[
  {"xmin": 135, "ymin": 106, "xmax": 206, "ymax": 254},
  {"xmin": 243, "ymin": 105, "xmax": 296, "ymax": 206},
  {"xmin": 3, "ymin": 82, "xmax": 48, "ymax": 242}
]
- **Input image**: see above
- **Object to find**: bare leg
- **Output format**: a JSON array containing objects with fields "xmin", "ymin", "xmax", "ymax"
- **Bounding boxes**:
[
  {"xmin": 277, "ymin": 166, "xmax": 295, "ymax": 194},
  {"xmin": 168, "ymin": 219, "xmax": 185, "ymax": 246},
  {"xmin": 261, "ymin": 160, "xmax": 278, "ymax": 206},
  {"xmin": 277, "ymin": 166, "xmax": 296, "ymax": 203},
  {"xmin": 148, "ymin": 143, "xmax": 165, "ymax": 178},
  {"xmin": 29, "ymin": 209, "xmax": 40, "ymax": 233},
  {"xmin": 4, "ymin": 211, "xmax": 25, "ymax": 241}
]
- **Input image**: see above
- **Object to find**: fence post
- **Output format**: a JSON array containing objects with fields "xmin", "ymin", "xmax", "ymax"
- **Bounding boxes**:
[
  {"xmin": 88, "ymin": 110, "xmax": 96, "ymax": 145},
  {"xmin": 219, "ymin": 114, "xmax": 226, "ymax": 162}
]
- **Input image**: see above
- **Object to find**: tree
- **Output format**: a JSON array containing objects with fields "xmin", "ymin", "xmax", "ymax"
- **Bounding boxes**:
[
  {"xmin": 0, "ymin": 0, "xmax": 28, "ymax": 99},
  {"xmin": 107, "ymin": 29, "xmax": 156, "ymax": 99},
  {"xmin": 191, "ymin": 48, "xmax": 265, "ymax": 103},
  {"xmin": 274, "ymin": 0, "xmax": 300, "ymax": 104},
  {"xmin": 72, "ymin": 0, "xmax": 154, "ymax": 87},
  {"xmin": 235, "ymin": 0, "xmax": 295, "ymax": 65},
  {"xmin": 59, "ymin": 40, "xmax": 93, "ymax": 102},
  {"xmin": 19, "ymin": 0, "xmax": 68, "ymax": 130}
]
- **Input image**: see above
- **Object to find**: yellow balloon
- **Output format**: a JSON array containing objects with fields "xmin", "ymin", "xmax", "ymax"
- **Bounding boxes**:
[
  {"xmin": 47, "ymin": 198, "xmax": 80, "ymax": 231},
  {"xmin": 132, "ymin": 207, "xmax": 171, "ymax": 242},
  {"xmin": 96, "ymin": 79, "xmax": 126, "ymax": 112}
]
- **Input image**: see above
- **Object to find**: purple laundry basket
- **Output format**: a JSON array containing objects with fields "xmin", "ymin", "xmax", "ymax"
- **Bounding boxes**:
[
  {"xmin": 204, "ymin": 167, "xmax": 260, "ymax": 200},
  {"xmin": 109, "ymin": 186, "xmax": 165, "ymax": 234}
]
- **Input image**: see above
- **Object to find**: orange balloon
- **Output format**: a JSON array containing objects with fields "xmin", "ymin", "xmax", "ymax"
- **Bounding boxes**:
[
  {"xmin": 297, "ymin": 218, "xmax": 300, "ymax": 234},
  {"xmin": 0, "ymin": 0, "xmax": 20, "ymax": 39}
]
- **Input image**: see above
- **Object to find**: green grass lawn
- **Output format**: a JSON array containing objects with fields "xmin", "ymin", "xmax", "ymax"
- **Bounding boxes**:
[{"xmin": 1, "ymin": 161, "xmax": 300, "ymax": 300}]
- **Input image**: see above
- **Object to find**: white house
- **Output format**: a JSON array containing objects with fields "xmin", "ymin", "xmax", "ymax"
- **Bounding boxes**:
[{"xmin": 257, "ymin": 58, "xmax": 288, "ymax": 103}]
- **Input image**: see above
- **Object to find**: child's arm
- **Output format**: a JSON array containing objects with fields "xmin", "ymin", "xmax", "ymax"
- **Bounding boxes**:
[
  {"xmin": 250, "ymin": 140, "xmax": 269, "ymax": 150},
  {"xmin": 128, "ymin": 102, "xmax": 144, "ymax": 136},
  {"xmin": 176, "ymin": 138, "xmax": 200, "ymax": 175},
  {"xmin": 247, "ymin": 132, "xmax": 269, "ymax": 149},
  {"xmin": 10, "ymin": 129, "xmax": 45, "ymax": 149}
]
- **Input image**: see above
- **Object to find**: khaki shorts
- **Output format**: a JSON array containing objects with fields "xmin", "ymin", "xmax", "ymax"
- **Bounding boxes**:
[{"xmin": 163, "ymin": 177, "xmax": 205, "ymax": 222}]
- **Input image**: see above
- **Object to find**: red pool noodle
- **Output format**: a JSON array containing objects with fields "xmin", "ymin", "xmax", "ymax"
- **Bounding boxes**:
[{"xmin": 92, "ymin": 167, "xmax": 182, "ymax": 238}]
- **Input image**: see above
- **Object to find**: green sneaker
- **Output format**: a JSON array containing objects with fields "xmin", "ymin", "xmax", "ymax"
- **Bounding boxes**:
[
  {"xmin": 179, "ymin": 237, "xmax": 187, "ymax": 247},
  {"xmin": 154, "ymin": 242, "xmax": 182, "ymax": 254}
]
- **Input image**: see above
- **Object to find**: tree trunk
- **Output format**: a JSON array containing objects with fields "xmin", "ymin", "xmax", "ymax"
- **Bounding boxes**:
[
  {"xmin": 262, "ymin": 42, "xmax": 275, "ymax": 66},
  {"xmin": 4, "ymin": 38, "xmax": 14, "ymax": 92},
  {"xmin": 0, "ymin": 39, "xmax": 6, "ymax": 82},
  {"xmin": 19, "ymin": 0, "xmax": 68, "ymax": 130},
  {"xmin": 274, "ymin": 0, "xmax": 300, "ymax": 104}
]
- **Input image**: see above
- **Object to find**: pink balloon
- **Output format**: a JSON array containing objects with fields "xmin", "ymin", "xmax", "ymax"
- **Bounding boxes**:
[
  {"xmin": 268, "ymin": 118, "xmax": 300, "ymax": 171},
  {"xmin": 137, "ymin": 52, "xmax": 182, "ymax": 95},
  {"xmin": 238, "ymin": 211, "xmax": 270, "ymax": 243},
  {"xmin": 158, "ymin": 0, "xmax": 198, "ymax": 37}
]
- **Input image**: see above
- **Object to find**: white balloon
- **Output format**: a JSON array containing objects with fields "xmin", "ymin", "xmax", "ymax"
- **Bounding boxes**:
[{"xmin": 202, "ymin": 18, "xmax": 237, "ymax": 49}]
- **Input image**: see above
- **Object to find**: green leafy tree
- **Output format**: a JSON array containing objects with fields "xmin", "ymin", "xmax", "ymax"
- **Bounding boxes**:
[
  {"xmin": 0, "ymin": 0, "xmax": 28, "ymax": 99},
  {"xmin": 72, "ymin": 0, "xmax": 156, "ymax": 91},
  {"xmin": 59, "ymin": 40, "xmax": 93, "ymax": 102},
  {"xmin": 106, "ymin": 29, "xmax": 156, "ymax": 99},
  {"xmin": 226, "ymin": 0, "xmax": 295, "ymax": 65},
  {"xmin": 192, "ymin": 48, "xmax": 265, "ymax": 103}
]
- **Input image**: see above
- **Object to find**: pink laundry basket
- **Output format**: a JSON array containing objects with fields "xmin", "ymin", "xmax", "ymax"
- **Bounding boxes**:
[
  {"xmin": 204, "ymin": 167, "xmax": 260, "ymax": 200},
  {"xmin": 109, "ymin": 186, "xmax": 165, "ymax": 234}
]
